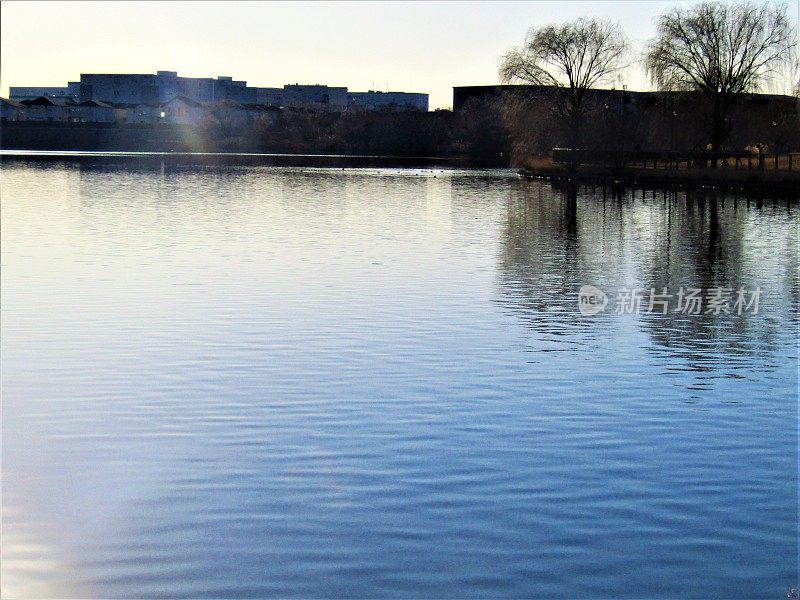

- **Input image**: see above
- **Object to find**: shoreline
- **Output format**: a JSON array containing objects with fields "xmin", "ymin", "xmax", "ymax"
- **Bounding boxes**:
[
  {"xmin": 518, "ymin": 166, "xmax": 799, "ymax": 197},
  {"xmin": 0, "ymin": 149, "xmax": 460, "ymax": 161},
  {"xmin": 0, "ymin": 149, "xmax": 478, "ymax": 170}
]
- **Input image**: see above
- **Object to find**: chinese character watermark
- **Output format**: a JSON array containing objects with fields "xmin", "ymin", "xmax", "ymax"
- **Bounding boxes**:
[{"xmin": 577, "ymin": 285, "xmax": 761, "ymax": 316}]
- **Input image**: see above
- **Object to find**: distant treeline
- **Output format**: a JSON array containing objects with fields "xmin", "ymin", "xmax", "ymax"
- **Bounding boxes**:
[
  {"xmin": 2, "ymin": 91, "xmax": 796, "ymax": 167},
  {"xmin": 0, "ymin": 109, "xmax": 508, "ymax": 166}
]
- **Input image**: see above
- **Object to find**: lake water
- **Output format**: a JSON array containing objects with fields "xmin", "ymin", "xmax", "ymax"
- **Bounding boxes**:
[{"xmin": 1, "ymin": 158, "xmax": 797, "ymax": 598}]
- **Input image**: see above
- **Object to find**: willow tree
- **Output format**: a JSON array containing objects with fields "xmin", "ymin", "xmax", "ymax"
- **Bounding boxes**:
[
  {"xmin": 644, "ymin": 1, "xmax": 795, "ymax": 150},
  {"xmin": 499, "ymin": 18, "xmax": 629, "ymax": 149}
]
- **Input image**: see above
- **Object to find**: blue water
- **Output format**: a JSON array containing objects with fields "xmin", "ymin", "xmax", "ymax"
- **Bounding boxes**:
[{"xmin": 1, "ymin": 160, "xmax": 797, "ymax": 598}]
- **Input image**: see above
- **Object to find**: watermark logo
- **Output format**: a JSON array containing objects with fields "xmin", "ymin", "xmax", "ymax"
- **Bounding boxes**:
[
  {"xmin": 577, "ymin": 285, "xmax": 761, "ymax": 316},
  {"xmin": 578, "ymin": 285, "xmax": 609, "ymax": 316}
]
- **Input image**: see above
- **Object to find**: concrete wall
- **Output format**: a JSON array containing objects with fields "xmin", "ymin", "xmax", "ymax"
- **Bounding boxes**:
[
  {"xmin": 255, "ymin": 88, "xmax": 284, "ymax": 106},
  {"xmin": 348, "ymin": 91, "xmax": 428, "ymax": 111},
  {"xmin": 283, "ymin": 85, "xmax": 348, "ymax": 110},
  {"xmin": 79, "ymin": 74, "xmax": 159, "ymax": 104}
]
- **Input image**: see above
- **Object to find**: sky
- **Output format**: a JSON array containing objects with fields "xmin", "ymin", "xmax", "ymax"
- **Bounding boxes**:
[{"xmin": 0, "ymin": 0, "xmax": 771, "ymax": 109}]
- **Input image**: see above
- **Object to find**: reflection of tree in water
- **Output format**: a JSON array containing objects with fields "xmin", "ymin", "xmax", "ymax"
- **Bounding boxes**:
[
  {"xmin": 498, "ymin": 181, "xmax": 576, "ymax": 311},
  {"xmin": 495, "ymin": 180, "xmax": 621, "ymax": 347},
  {"xmin": 635, "ymin": 191, "xmax": 797, "ymax": 376},
  {"xmin": 496, "ymin": 181, "xmax": 797, "ymax": 374}
]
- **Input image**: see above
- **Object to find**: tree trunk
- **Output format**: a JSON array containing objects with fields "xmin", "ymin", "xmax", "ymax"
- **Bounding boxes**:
[
  {"xmin": 710, "ymin": 94, "xmax": 730, "ymax": 151},
  {"xmin": 571, "ymin": 111, "xmax": 582, "ymax": 149},
  {"xmin": 569, "ymin": 91, "xmax": 583, "ymax": 150}
]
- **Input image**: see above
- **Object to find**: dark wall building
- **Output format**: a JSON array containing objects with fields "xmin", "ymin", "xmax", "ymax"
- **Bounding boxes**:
[
  {"xmin": 453, "ymin": 85, "xmax": 799, "ymax": 153},
  {"xmin": 454, "ymin": 85, "xmax": 547, "ymax": 112}
]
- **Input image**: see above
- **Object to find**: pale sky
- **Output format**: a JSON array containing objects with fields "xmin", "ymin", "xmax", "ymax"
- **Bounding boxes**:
[{"xmin": 1, "ymin": 0, "xmax": 716, "ymax": 109}]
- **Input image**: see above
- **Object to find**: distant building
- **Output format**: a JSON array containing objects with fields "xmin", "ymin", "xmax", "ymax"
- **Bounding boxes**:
[
  {"xmin": 2, "ymin": 91, "xmax": 285, "ymax": 130},
  {"xmin": 452, "ymin": 84, "xmax": 799, "ymax": 152},
  {"xmin": 10, "ymin": 70, "xmax": 429, "ymax": 112},
  {"xmin": 255, "ymin": 87, "xmax": 284, "ymax": 106},
  {"xmin": 452, "ymin": 84, "xmax": 799, "ymax": 115},
  {"xmin": 210, "ymin": 101, "xmax": 282, "ymax": 127},
  {"xmin": 454, "ymin": 84, "xmax": 585, "ymax": 112},
  {"xmin": 124, "ymin": 102, "xmax": 161, "ymax": 125},
  {"xmin": 19, "ymin": 97, "xmax": 70, "ymax": 122},
  {"xmin": 1, "ymin": 97, "xmax": 27, "ymax": 121},
  {"xmin": 348, "ymin": 90, "xmax": 428, "ymax": 111},
  {"xmin": 9, "ymin": 82, "xmax": 80, "ymax": 103},
  {"xmin": 78, "ymin": 73, "xmax": 161, "ymax": 104},
  {"xmin": 282, "ymin": 84, "xmax": 348, "ymax": 110},
  {"xmin": 68, "ymin": 100, "xmax": 121, "ymax": 123},
  {"xmin": 4, "ymin": 71, "xmax": 432, "ymax": 131},
  {"xmin": 161, "ymin": 96, "xmax": 207, "ymax": 127}
]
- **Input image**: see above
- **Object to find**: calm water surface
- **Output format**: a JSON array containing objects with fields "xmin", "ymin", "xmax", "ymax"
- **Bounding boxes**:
[{"xmin": 1, "ymin": 160, "xmax": 797, "ymax": 598}]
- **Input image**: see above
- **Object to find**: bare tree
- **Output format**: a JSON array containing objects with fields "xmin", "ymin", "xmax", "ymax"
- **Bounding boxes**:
[
  {"xmin": 644, "ymin": 1, "xmax": 796, "ymax": 150},
  {"xmin": 787, "ymin": 56, "xmax": 800, "ymax": 98},
  {"xmin": 769, "ymin": 54, "xmax": 800, "ymax": 96},
  {"xmin": 499, "ymin": 18, "xmax": 629, "ymax": 149}
]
